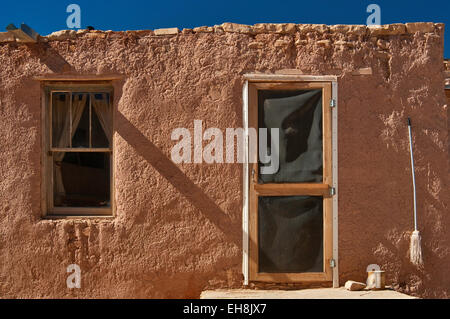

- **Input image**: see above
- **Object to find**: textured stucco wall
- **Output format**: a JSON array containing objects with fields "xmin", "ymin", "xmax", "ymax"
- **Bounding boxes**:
[{"xmin": 0, "ymin": 22, "xmax": 448, "ymax": 298}]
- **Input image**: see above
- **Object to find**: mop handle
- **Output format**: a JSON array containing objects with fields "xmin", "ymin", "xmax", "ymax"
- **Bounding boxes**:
[{"xmin": 407, "ymin": 117, "xmax": 418, "ymax": 231}]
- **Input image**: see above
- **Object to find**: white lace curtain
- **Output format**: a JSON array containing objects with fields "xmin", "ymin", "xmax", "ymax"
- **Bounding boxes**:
[
  {"xmin": 53, "ymin": 93, "xmax": 87, "ymax": 196},
  {"xmin": 91, "ymin": 93, "xmax": 112, "ymax": 143},
  {"xmin": 52, "ymin": 93, "xmax": 111, "ymax": 199}
]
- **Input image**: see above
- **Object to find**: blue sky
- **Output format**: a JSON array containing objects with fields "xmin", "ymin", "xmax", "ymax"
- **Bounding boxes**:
[{"xmin": 1, "ymin": 0, "xmax": 449, "ymax": 57}]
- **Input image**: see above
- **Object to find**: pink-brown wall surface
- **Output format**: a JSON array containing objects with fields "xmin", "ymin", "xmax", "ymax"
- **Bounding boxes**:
[{"xmin": 0, "ymin": 22, "xmax": 448, "ymax": 298}]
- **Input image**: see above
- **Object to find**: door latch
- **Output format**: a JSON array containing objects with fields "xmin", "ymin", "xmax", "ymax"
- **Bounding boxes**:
[
  {"xmin": 330, "ymin": 259, "xmax": 336, "ymax": 268},
  {"xmin": 329, "ymin": 187, "xmax": 336, "ymax": 196}
]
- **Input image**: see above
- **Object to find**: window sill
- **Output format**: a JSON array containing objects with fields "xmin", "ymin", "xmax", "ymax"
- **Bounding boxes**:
[{"xmin": 42, "ymin": 214, "xmax": 115, "ymax": 220}]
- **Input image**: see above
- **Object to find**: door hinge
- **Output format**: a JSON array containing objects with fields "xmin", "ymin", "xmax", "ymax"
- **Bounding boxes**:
[
  {"xmin": 329, "ymin": 187, "xmax": 336, "ymax": 196},
  {"xmin": 330, "ymin": 99, "xmax": 337, "ymax": 108},
  {"xmin": 330, "ymin": 259, "xmax": 336, "ymax": 268}
]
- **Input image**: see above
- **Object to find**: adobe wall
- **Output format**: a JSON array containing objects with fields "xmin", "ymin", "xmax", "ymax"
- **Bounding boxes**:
[{"xmin": 0, "ymin": 22, "xmax": 448, "ymax": 298}]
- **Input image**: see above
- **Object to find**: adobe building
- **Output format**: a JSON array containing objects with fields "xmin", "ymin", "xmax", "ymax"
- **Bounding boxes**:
[{"xmin": 0, "ymin": 22, "xmax": 449, "ymax": 298}]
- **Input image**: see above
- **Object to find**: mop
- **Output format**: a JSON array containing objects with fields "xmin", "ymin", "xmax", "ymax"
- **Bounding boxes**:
[{"xmin": 407, "ymin": 117, "xmax": 423, "ymax": 266}]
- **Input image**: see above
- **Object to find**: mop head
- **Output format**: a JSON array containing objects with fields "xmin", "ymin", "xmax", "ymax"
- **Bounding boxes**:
[{"xmin": 410, "ymin": 230, "xmax": 423, "ymax": 266}]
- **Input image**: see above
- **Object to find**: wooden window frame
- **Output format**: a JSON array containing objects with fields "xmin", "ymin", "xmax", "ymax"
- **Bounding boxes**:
[
  {"xmin": 41, "ymin": 82, "xmax": 115, "ymax": 217},
  {"xmin": 247, "ymin": 81, "xmax": 333, "ymax": 283}
]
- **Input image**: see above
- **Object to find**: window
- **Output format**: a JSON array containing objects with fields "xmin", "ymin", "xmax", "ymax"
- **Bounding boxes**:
[{"xmin": 43, "ymin": 84, "xmax": 113, "ymax": 216}]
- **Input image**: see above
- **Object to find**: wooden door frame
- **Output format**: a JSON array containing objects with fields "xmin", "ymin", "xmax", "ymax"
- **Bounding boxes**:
[{"xmin": 242, "ymin": 74, "xmax": 338, "ymax": 286}]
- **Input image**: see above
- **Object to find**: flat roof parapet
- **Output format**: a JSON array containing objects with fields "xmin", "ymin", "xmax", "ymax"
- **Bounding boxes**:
[{"xmin": 0, "ymin": 22, "xmax": 444, "ymax": 44}]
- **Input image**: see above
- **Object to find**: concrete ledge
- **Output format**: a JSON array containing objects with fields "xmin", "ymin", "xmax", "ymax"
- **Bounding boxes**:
[
  {"xmin": 243, "ymin": 73, "xmax": 338, "ymax": 82},
  {"xmin": 193, "ymin": 26, "xmax": 214, "ymax": 33},
  {"xmin": 222, "ymin": 22, "xmax": 254, "ymax": 34},
  {"xmin": 154, "ymin": 27, "xmax": 179, "ymax": 36},
  {"xmin": 406, "ymin": 22, "xmax": 435, "ymax": 33},
  {"xmin": 33, "ymin": 74, "xmax": 124, "ymax": 81},
  {"xmin": 368, "ymin": 24, "xmax": 407, "ymax": 36},
  {"xmin": 200, "ymin": 288, "xmax": 417, "ymax": 299}
]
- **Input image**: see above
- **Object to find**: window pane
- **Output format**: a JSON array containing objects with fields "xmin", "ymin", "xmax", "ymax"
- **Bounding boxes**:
[
  {"xmin": 53, "ymin": 152, "xmax": 110, "ymax": 207},
  {"xmin": 91, "ymin": 93, "xmax": 111, "ymax": 148},
  {"xmin": 258, "ymin": 196, "xmax": 323, "ymax": 273},
  {"xmin": 52, "ymin": 92, "xmax": 70, "ymax": 148},
  {"xmin": 71, "ymin": 93, "xmax": 89, "ymax": 148},
  {"xmin": 258, "ymin": 89, "xmax": 323, "ymax": 183}
]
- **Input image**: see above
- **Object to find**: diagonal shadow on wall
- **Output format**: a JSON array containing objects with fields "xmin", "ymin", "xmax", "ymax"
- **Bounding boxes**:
[
  {"xmin": 28, "ymin": 43, "xmax": 75, "ymax": 73},
  {"xmin": 116, "ymin": 112, "xmax": 241, "ymax": 247}
]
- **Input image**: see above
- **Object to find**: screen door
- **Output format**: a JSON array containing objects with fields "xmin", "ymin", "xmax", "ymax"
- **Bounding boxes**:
[{"xmin": 248, "ymin": 82, "xmax": 333, "ymax": 283}]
